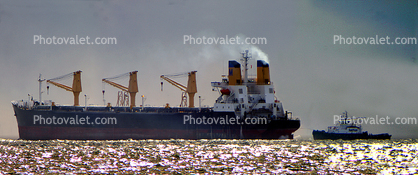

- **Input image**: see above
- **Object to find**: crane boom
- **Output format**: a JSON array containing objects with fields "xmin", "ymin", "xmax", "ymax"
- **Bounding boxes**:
[
  {"xmin": 46, "ymin": 71, "xmax": 82, "ymax": 106},
  {"xmin": 160, "ymin": 76, "xmax": 187, "ymax": 92},
  {"xmin": 102, "ymin": 71, "xmax": 138, "ymax": 108},
  {"xmin": 46, "ymin": 80, "xmax": 72, "ymax": 92},
  {"xmin": 160, "ymin": 71, "xmax": 197, "ymax": 107},
  {"xmin": 102, "ymin": 79, "xmax": 129, "ymax": 92}
]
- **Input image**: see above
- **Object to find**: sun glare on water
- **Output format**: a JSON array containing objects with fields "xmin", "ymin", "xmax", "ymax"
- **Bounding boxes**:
[{"xmin": 0, "ymin": 139, "xmax": 416, "ymax": 174}]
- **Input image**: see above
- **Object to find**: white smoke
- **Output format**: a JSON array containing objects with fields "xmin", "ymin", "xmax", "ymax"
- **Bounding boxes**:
[
  {"xmin": 219, "ymin": 33, "xmax": 269, "ymax": 64},
  {"xmin": 248, "ymin": 45, "xmax": 269, "ymax": 64}
]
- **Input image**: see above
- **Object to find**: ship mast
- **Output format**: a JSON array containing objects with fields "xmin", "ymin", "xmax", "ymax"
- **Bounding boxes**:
[
  {"xmin": 241, "ymin": 49, "xmax": 251, "ymax": 85},
  {"xmin": 38, "ymin": 74, "xmax": 45, "ymax": 102}
]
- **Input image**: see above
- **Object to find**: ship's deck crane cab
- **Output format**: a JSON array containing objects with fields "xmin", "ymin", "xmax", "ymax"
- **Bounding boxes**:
[
  {"xmin": 46, "ymin": 71, "xmax": 82, "ymax": 106},
  {"xmin": 160, "ymin": 71, "xmax": 197, "ymax": 108},
  {"xmin": 102, "ymin": 71, "xmax": 138, "ymax": 108}
]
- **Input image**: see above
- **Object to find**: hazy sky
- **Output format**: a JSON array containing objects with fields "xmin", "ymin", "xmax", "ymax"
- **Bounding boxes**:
[{"xmin": 0, "ymin": 0, "xmax": 416, "ymax": 139}]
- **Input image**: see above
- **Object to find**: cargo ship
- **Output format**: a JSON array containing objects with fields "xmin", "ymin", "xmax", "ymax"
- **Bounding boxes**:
[
  {"xmin": 312, "ymin": 111, "xmax": 391, "ymax": 140},
  {"xmin": 12, "ymin": 50, "xmax": 300, "ymax": 140}
]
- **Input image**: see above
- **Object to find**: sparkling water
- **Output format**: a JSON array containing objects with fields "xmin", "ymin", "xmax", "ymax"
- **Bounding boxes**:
[{"xmin": 0, "ymin": 139, "xmax": 416, "ymax": 174}]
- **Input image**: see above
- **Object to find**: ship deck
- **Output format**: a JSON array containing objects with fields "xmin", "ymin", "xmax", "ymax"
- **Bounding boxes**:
[{"xmin": 20, "ymin": 105, "xmax": 214, "ymax": 114}]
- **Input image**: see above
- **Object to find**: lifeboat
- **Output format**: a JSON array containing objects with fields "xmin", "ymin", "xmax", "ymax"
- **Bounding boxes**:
[{"xmin": 220, "ymin": 89, "xmax": 230, "ymax": 95}]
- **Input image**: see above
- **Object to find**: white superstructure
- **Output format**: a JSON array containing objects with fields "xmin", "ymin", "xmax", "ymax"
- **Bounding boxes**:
[
  {"xmin": 211, "ymin": 50, "xmax": 289, "ymax": 120},
  {"xmin": 327, "ymin": 111, "xmax": 362, "ymax": 134}
]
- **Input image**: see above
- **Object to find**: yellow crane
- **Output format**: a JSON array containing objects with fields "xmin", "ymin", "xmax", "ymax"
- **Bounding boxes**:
[
  {"xmin": 160, "ymin": 71, "xmax": 197, "ymax": 108},
  {"xmin": 102, "ymin": 71, "xmax": 138, "ymax": 108},
  {"xmin": 46, "ymin": 71, "xmax": 82, "ymax": 106}
]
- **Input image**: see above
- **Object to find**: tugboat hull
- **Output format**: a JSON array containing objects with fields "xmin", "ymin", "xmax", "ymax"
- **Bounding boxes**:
[{"xmin": 312, "ymin": 130, "xmax": 391, "ymax": 140}]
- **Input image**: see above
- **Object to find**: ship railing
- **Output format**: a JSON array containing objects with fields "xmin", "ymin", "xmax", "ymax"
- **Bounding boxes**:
[
  {"xmin": 33, "ymin": 105, "xmax": 53, "ymax": 111},
  {"xmin": 14, "ymin": 100, "xmax": 34, "ymax": 110},
  {"xmin": 37, "ymin": 105, "xmax": 215, "ymax": 113},
  {"xmin": 223, "ymin": 93, "xmax": 236, "ymax": 103},
  {"xmin": 215, "ymin": 95, "xmax": 223, "ymax": 103},
  {"xmin": 249, "ymin": 96, "xmax": 261, "ymax": 109}
]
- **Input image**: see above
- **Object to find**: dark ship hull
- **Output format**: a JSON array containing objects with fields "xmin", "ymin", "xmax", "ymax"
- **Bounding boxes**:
[
  {"xmin": 312, "ymin": 130, "xmax": 391, "ymax": 140},
  {"xmin": 13, "ymin": 104, "xmax": 300, "ymax": 140}
]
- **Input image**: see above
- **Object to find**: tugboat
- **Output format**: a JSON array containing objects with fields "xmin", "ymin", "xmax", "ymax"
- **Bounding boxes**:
[{"xmin": 312, "ymin": 111, "xmax": 391, "ymax": 140}]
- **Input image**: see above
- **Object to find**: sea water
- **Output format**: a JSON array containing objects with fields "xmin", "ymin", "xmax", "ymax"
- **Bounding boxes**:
[{"xmin": 0, "ymin": 139, "xmax": 416, "ymax": 174}]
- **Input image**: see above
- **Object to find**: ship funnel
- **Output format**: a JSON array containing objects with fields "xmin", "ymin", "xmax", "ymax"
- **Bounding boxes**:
[
  {"xmin": 257, "ymin": 60, "xmax": 270, "ymax": 85},
  {"xmin": 228, "ymin": 60, "xmax": 242, "ymax": 85}
]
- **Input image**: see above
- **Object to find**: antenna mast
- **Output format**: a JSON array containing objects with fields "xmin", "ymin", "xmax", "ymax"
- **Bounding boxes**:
[{"xmin": 241, "ymin": 49, "xmax": 251, "ymax": 85}]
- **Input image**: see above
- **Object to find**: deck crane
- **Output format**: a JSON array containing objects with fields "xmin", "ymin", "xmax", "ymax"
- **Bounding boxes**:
[
  {"xmin": 46, "ymin": 71, "xmax": 82, "ymax": 106},
  {"xmin": 160, "ymin": 71, "xmax": 197, "ymax": 108},
  {"xmin": 102, "ymin": 71, "xmax": 138, "ymax": 108}
]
